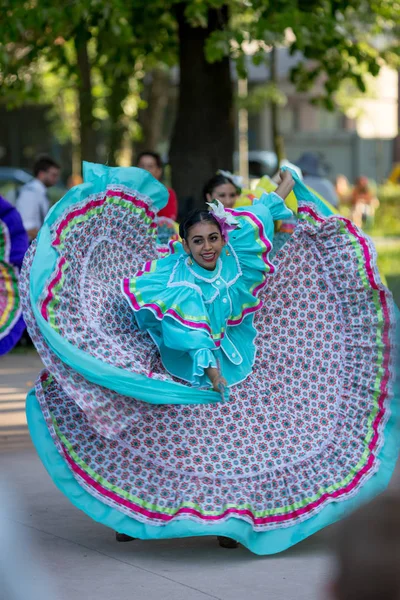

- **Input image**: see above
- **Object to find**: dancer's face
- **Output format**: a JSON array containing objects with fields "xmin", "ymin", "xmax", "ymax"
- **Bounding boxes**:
[
  {"xmin": 206, "ymin": 182, "xmax": 238, "ymax": 208},
  {"xmin": 183, "ymin": 222, "xmax": 225, "ymax": 271}
]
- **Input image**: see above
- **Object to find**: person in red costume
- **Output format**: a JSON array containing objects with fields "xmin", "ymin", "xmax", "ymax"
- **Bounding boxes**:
[{"xmin": 136, "ymin": 151, "xmax": 178, "ymax": 220}]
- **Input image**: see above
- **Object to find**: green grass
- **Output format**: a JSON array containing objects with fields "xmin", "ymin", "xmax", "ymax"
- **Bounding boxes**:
[
  {"xmin": 339, "ymin": 197, "xmax": 400, "ymax": 304},
  {"xmin": 386, "ymin": 275, "xmax": 400, "ymax": 307},
  {"xmin": 369, "ymin": 204, "xmax": 400, "ymax": 238},
  {"xmin": 375, "ymin": 241, "xmax": 400, "ymax": 306},
  {"xmin": 340, "ymin": 203, "xmax": 400, "ymax": 238}
]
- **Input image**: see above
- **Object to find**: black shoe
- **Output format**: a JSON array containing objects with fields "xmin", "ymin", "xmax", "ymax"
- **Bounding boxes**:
[
  {"xmin": 115, "ymin": 532, "xmax": 136, "ymax": 542},
  {"xmin": 217, "ymin": 536, "xmax": 238, "ymax": 549}
]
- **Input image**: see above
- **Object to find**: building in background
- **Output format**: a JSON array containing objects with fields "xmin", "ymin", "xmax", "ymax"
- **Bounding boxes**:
[{"xmin": 245, "ymin": 48, "xmax": 398, "ymax": 182}]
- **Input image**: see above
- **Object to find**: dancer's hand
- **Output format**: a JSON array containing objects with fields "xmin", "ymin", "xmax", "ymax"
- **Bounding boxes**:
[
  {"xmin": 206, "ymin": 367, "xmax": 228, "ymax": 397},
  {"xmin": 275, "ymin": 170, "xmax": 295, "ymax": 200},
  {"xmin": 214, "ymin": 375, "xmax": 228, "ymax": 398}
]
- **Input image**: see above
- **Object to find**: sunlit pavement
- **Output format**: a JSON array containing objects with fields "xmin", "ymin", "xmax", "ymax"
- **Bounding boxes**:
[
  {"xmin": 0, "ymin": 351, "xmax": 40, "ymax": 451},
  {"xmin": 0, "ymin": 351, "xmax": 398, "ymax": 600}
]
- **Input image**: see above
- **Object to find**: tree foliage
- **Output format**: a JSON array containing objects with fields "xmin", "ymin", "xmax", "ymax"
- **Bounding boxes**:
[
  {"xmin": 0, "ymin": 0, "xmax": 177, "ymax": 164},
  {"xmin": 204, "ymin": 0, "xmax": 400, "ymax": 109},
  {"xmin": 0, "ymin": 0, "xmax": 399, "ymax": 177}
]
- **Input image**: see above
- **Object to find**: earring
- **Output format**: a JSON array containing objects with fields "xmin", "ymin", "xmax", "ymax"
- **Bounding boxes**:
[
  {"xmin": 225, "ymin": 247, "xmax": 230, "ymax": 256},
  {"xmin": 188, "ymin": 256, "xmax": 193, "ymax": 266}
]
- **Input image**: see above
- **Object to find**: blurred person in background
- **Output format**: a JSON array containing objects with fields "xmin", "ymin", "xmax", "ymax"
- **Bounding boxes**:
[
  {"xmin": 335, "ymin": 174, "xmax": 351, "ymax": 207},
  {"xmin": 296, "ymin": 152, "xmax": 339, "ymax": 208},
  {"xmin": 137, "ymin": 151, "xmax": 179, "ymax": 249},
  {"xmin": 351, "ymin": 176, "xmax": 379, "ymax": 229},
  {"xmin": 330, "ymin": 493, "xmax": 400, "ymax": 600},
  {"xmin": 137, "ymin": 151, "xmax": 178, "ymax": 220},
  {"xmin": 16, "ymin": 155, "xmax": 60, "ymax": 241}
]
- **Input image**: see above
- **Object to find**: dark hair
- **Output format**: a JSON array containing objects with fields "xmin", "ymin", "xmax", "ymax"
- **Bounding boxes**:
[
  {"xmin": 203, "ymin": 173, "xmax": 240, "ymax": 201},
  {"xmin": 33, "ymin": 155, "xmax": 60, "ymax": 177},
  {"xmin": 137, "ymin": 151, "xmax": 163, "ymax": 170},
  {"xmin": 179, "ymin": 209, "xmax": 221, "ymax": 240}
]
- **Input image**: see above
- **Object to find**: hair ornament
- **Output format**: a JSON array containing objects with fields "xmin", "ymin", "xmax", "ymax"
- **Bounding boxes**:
[
  {"xmin": 217, "ymin": 170, "xmax": 244, "ymax": 189},
  {"xmin": 206, "ymin": 199, "xmax": 240, "ymax": 242}
]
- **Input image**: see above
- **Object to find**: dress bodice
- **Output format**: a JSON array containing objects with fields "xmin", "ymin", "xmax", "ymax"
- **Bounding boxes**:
[{"xmin": 122, "ymin": 193, "xmax": 292, "ymax": 388}]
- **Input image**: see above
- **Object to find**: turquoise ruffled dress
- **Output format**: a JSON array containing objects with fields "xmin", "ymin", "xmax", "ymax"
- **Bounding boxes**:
[
  {"xmin": 122, "ymin": 194, "xmax": 292, "ymax": 388},
  {"xmin": 19, "ymin": 163, "xmax": 399, "ymax": 556}
]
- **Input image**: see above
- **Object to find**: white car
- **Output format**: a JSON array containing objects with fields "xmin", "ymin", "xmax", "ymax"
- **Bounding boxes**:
[{"xmin": 0, "ymin": 167, "xmax": 33, "ymax": 206}]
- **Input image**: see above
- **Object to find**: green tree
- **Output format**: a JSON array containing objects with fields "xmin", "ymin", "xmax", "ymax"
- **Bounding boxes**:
[
  {"xmin": 1, "ymin": 1, "xmax": 102, "ymax": 163},
  {"xmin": 0, "ymin": 0, "xmax": 175, "ymax": 166}
]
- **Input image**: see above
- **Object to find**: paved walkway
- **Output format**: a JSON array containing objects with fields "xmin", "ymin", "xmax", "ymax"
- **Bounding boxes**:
[{"xmin": 0, "ymin": 351, "xmax": 398, "ymax": 600}]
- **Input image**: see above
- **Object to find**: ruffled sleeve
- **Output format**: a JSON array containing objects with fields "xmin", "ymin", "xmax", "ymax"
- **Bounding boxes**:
[
  {"xmin": 122, "ymin": 249, "xmax": 218, "ymax": 387},
  {"xmin": 160, "ymin": 317, "xmax": 218, "ymax": 387},
  {"xmin": 251, "ymin": 191, "xmax": 293, "ymax": 238},
  {"xmin": 227, "ymin": 191, "xmax": 292, "ymax": 280}
]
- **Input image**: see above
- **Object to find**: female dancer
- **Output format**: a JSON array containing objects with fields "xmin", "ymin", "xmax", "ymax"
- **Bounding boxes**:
[{"xmin": 20, "ymin": 162, "xmax": 398, "ymax": 555}]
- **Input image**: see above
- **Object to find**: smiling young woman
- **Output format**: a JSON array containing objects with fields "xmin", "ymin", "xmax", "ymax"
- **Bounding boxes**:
[{"xmin": 181, "ymin": 215, "xmax": 225, "ymax": 271}]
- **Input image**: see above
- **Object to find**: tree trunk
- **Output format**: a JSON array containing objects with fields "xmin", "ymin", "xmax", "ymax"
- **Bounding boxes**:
[
  {"xmin": 270, "ymin": 46, "xmax": 286, "ymax": 165},
  {"xmin": 74, "ymin": 25, "xmax": 97, "ymax": 163},
  {"xmin": 135, "ymin": 68, "xmax": 171, "ymax": 159},
  {"xmin": 169, "ymin": 3, "xmax": 234, "ymax": 214},
  {"xmin": 107, "ymin": 75, "xmax": 130, "ymax": 166}
]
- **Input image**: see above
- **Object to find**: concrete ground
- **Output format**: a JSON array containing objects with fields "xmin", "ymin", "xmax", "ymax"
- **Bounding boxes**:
[{"xmin": 0, "ymin": 351, "xmax": 398, "ymax": 600}]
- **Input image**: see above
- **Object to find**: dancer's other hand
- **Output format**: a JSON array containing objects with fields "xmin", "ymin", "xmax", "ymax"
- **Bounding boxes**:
[{"xmin": 275, "ymin": 170, "xmax": 295, "ymax": 200}]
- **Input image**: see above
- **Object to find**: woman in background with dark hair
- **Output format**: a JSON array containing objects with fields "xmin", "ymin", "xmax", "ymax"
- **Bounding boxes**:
[
  {"xmin": 331, "ymin": 493, "xmax": 400, "ymax": 600},
  {"xmin": 203, "ymin": 172, "xmax": 241, "ymax": 208}
]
